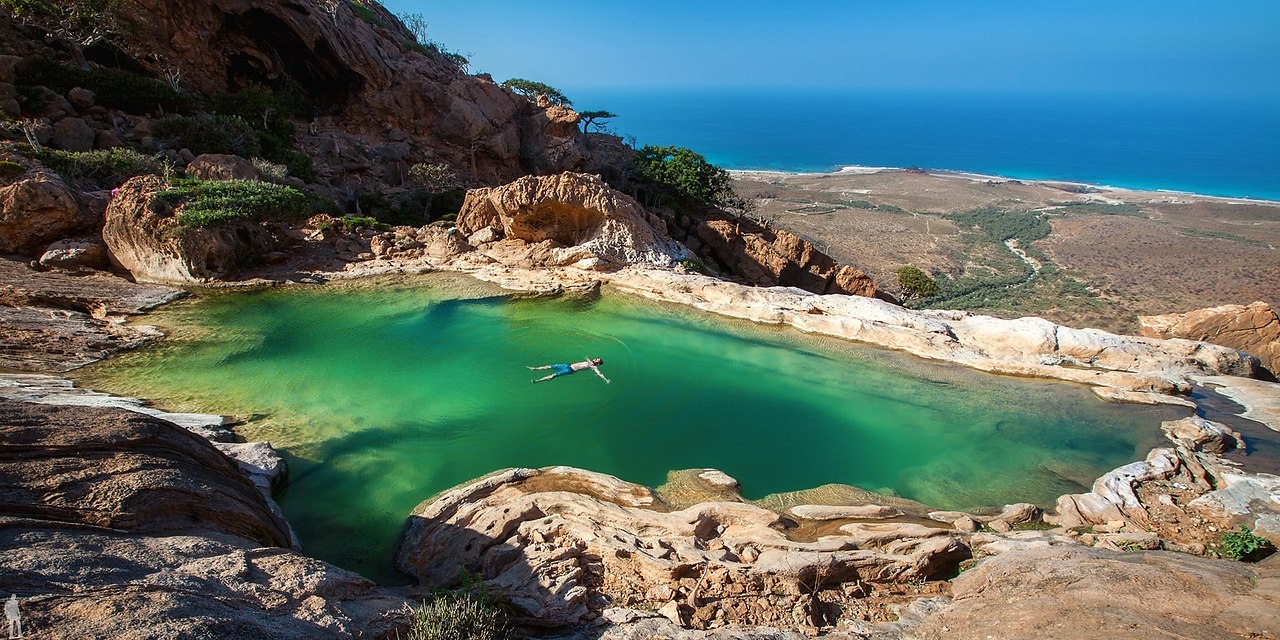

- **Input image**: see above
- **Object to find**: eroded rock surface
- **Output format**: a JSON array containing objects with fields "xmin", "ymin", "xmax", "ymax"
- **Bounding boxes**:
[
  {"xmin": 125, "ymin": 0, "xmax": 584, "ymax": 184},
  {"xmin": 1142, "ymin": 301, "xmax": 1280, "ymax": 376},
  {"xmin": 398, "ymin": 467, "xmax": 969, "ymax": 632},
  {"xmin": 0, "ymin": 257, "xmax": 182, "ymax": 372},
  {"xmin": 0, "ymin": 399, "xmax": 410, "ymax": 638},
  {"xmin": 457, "ymin": 172, "xmax": 686, "ymax": 268},
  {"xmin": 693, "ymin": 214, "xmax": 878, "ymax": 297},
  {"xmin": 908, "ymin": 547, "xmax": 1280, "ymax": 640}
]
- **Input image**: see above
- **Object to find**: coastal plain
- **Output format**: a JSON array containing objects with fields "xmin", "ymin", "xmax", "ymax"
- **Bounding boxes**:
[{"xmin": 736, "ymin": 169, "xmax": 1280, "ymax": 334}]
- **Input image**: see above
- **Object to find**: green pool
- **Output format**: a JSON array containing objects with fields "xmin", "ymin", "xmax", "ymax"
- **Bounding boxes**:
[{"xmin": 81, "ymin": 274, "xmax": 1177, "ymax": 581}]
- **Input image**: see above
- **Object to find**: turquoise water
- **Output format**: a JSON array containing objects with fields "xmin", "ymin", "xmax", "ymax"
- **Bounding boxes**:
[
  {"xmin": 569, "ymin": 88, "xmax": 1280, "ymax": 201},
  {"xmin": 83, "ymin": 276, "xmax": 1176, "ymax": 581}
]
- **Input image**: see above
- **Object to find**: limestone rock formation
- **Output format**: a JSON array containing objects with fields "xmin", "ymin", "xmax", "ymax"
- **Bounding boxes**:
[
  {"xmin": 0, "ymin": 171, "xmax": 89, "ymax": 255},
  {"xmin": 1141, "ymin": 301, "xmax": 1280, "ymax": 376},
  {"xmin": 694, "ymin": 215, "xmax": 878, "ymax": 297},
  {"xmin": 0, "ymin": 256, "xmax": 181, "ymax": 371},
  {"xmin": 397, "ymin": 467, "xmax": 970, "ymax": 632},
  {"xmin": 907, "ymin": 546, "xmax": 1280, "ymax": 640},
  {"xmin": 102, "ymin": 175, "xmax": 280, "ymax": 283},
  {"xmin": 0, "ymin": 399, "xmax": 410, "ymax": 638},
  {"xmin": 457, "ymin": 172, "xmax": 687, "ymax": 268}
]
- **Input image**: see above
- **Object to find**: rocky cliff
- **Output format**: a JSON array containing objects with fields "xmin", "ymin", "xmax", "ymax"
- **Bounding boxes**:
[{"xmin": 1141, "ymin": 301, "xmax": 1280, "ymax": 378}]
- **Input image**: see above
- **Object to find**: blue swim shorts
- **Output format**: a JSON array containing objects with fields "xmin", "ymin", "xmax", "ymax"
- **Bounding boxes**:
[{"xmin": 552, "ymin": 363, "xmax": 574, "ymax": 376}]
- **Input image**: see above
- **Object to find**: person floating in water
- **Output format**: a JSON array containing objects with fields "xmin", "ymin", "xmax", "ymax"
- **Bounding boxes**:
[{"xmin": 529, "ymin": 358, "xmax": 610, "ymax": 384}]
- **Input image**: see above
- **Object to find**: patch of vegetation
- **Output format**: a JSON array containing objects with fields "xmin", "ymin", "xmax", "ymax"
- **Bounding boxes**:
[
  {"xmin": 1174, "ymin": 227, "xmax": 1268, "ymax": 247},
  {"xmin": 404, "ymin": 592, "xmax": 511, "ymax": 640},
  {"xmin": 501, "ymin": 78, "xmax": 572, "ymax": 107},
  {"xmin": 33, "ymin": 148, "xmax": 163, "ymax": 188},
  {"xmin": 633, "ymin": 145, "xmax": 745, "ymax": 211},
  {"xmin": 16, "ymin": 58, "xmax": 189, "ymax": 114},
  {"xmin": 155, "ymin": 114, "xmax": 262, "ymax": 157},
  {"xmin": 156, "ymin": 179, "xmax": 309, "ymax": 228},
  {"xmin": 1219, "ymin": 526, "xmax": 1275, "ymax": 562},
  {"xmin": 0, "ymin": 160, "xmax": 25, "ymax": 177},
  {"xmin": 837, "ymin": 199, "xmax": 876, "ymax": 209},
  {"xmin": 348, "ymin": 0, "xmax": 390, "ymax": 29},
  {"xmin": 1, "ymin": 0, "xmax": 131, "ymax": 52},
  {"xmin": 788, "ymin": 204, "xmax": 840, "ymax": 214},
  {"xmin": 1048, "ymin": 201, "xmax": 1146, "ymax": 217},
  {"xmin": 337, "ymin": 215, "xmax": 389, "ymax": 232},
  {"xmin": 679, "ymin": 257, "xmax": 715, "ymax": 276},
  {"xmin": 896, "ymin": 266, "xmax": 939, "ymax": 304},
  {"xmin": 945, "ymin": 206, "xmax": 1051, "ymax": 245},
  {"xmin": 1116, "ymin": 540, "xmax": 1143, "ymax": 552}
]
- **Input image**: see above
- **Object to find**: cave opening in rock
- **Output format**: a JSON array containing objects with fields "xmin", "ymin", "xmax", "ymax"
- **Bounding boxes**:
[{"xmin": 220, "ymin": 9, "xmax": 364, "ymax": 109}]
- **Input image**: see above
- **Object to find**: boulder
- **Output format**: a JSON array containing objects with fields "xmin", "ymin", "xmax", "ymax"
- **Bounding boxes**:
[
  {"xmin": 0, "ymin": 172, "xmax": 88, "ymax": 254},
  {"xmin": 1141, "ymin": 302, "xmax": 1280, "ymax": 376},
  {"xmin": 37, "ymin": 237, "xmax": 107, "ymax": 271},
  {"xmin": 0, "ymin": 399, "xmax": 410, "ymax": 638},
  {"xmin": 187, "ymin": 153, "xmax": 260, "ymax": 182},
  {"xmin": 102, "ymin": 175, "xmax": 278, "ymax": 283},
  {"xmin": 66, "ymin": 87, "xmax": 95, "ymax": 109},
  {"xmin": 50, "ymin": 116, "xmax": 96, "ymax": 151},
  {"xmin": 458, "ymin": 172, "xmax": 686, "ymax": 268}
]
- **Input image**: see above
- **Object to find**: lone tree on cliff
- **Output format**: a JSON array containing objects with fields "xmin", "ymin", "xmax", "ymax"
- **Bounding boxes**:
[
  {"xmin": 501, "ymin": 78, "xmax": 573, "ymax": 107},
  {"xmin": 896, "ymin": 266, "xmax": 939, "ymax": 304},
  {"xmin": 633, "ymin": 145, "xmax": 745, "ymax": 211},
  {"xmin": 578, "ymin": 110, "xmax": 618, "ymax": 134}
]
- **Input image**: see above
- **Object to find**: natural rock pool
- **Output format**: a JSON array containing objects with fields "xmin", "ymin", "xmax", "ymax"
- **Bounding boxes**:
[{"xmin": 81, "ymin": 274, "xmax": 1179, "ymax": 581}]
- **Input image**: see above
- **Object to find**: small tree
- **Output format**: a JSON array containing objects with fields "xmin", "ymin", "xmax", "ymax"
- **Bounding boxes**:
[
  {"xmin": 578, "ymin": 110, "xmax": 617, "ymax": 134},
  {"xmin": 408, "ymin": 162, "xmax": 460, "ymax": 223},
  {"xmin": 501, "ymin": 78, "xmax": 572, "ymax": 107},
  {"xmin": 896, "ymin": 266, "xmax": 939, "ymax": 304}
]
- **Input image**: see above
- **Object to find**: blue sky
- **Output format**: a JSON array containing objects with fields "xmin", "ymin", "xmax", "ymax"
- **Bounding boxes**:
[{"xmin": 379, "ymin": 0, "xmax": 1280, "ymax": 96}]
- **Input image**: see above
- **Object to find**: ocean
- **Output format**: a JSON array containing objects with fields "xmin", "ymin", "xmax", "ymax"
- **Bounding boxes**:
[{"xmin": 568, "ymin": 88, "xmax": 1280, "ymax": 201}]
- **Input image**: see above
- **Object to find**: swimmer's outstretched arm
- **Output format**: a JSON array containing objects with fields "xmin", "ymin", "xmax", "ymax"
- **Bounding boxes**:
[{"xmin": 593, "ymin": 367, "xmax": 610, "ymax": 384}]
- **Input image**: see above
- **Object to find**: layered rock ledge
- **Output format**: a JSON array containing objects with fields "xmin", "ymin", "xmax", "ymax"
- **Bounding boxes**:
[{"xmin": 0, "ymin": 398, "xmax": 411, "ymax": 638}]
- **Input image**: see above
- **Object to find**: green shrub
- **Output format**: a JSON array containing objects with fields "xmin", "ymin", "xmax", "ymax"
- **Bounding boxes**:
[
  {"xmin": 1220, "ymin": 526, "xmax": 1274, "ymax": 562},
  {"xmin": 404, "ymin": 592, "xmax": 511, "ymax": 640},
  {"xmin": 33, "ymin": 148, "xmax": 162, "ymax": 188},
  {"xmin": 0, "ymin": 160, "xmax": 25, "ymax": 177},
  {"xmin": 337, "ymin": 215, "xmax": 389, "ymax": 232},
  {"xmin": 634, "ymin": 145, "xmax": 744, "ymax": 210},
  {"xmin": 16, "ymin": 58, "xmax": 188, "ymax": 114},
  {"xmin": 679, "ymin": 257, "xmax": 714, "ymax": 276},
  {"xmin": 896, "ymin": 266, "xmax": 939, "ymax": 303},
  {"xmin": 155, "ymin": 114, "xmax": 263, "ymax": 158},
  {"xmin": 157, "ymin": 179, "xmax": 310, "ymax": 228}
]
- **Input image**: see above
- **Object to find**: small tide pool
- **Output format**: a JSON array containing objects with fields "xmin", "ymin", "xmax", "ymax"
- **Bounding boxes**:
[{"xmin": 80, "ymin": 274, "xmax": 1179, "ymax": 581}]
